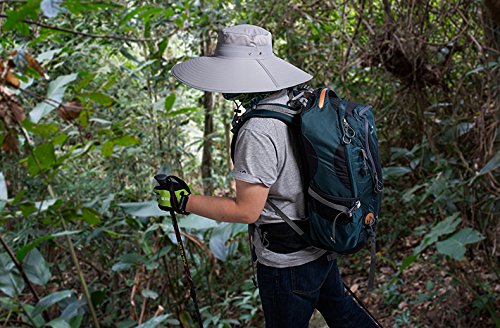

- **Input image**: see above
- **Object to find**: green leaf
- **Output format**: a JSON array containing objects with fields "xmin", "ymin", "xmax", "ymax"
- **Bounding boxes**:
[
  {"xmin": 178, "ymin": 214, "xmax": 218, "ymax": 230},
  {"xmin": 0, "ymin": 253, "xmax": 25, "ymax": 297},
  {"xmin": 23, "ymin": 248, "xmax": 51, "ymax": 285},
  {"xmin": 22, "ymin": 303, "xmax": 46, "ymax": 326},
  {"xmin": 138, "ymin": 7, "xmax": 163, "ymax": 23},
  {"xmin": 382, "ymin": 166, "xmax": 412, "ymax": 178},
  {"xmin": 0, "ymin": 296, "xmax": 17, "ymax": 310},
  {"xmin": 68, "ymin": 313, "xmax": 83, "ymax": 328},
  {"xmin": 466, "ymin": 61, "xmax": 499, "ymax": 76},
  {"xmin": 162, "ymin": 8, "xmax": 175, "ymax": 19},
  {"xmin": 118, "ymin": 201, "xmax": 166, "ymax": 217},
  {"xmin": 436, "ymin": 228, "xmax": 485, "ymax": 260},
  {"xmin": 20, "ymin": 203, "xmax": 37, "ymax": 216},
  {"xmin": 101, "ymin": 140, "xmax": 114, "ymax": 157},
  {"xmin": 116, "ymin": 319, "xmax": 137, "ymax": 328},
  {"xmin": 60, "ymin": 297, "xmax": 85, "ymax": 320},
  {"xmin": 65, "ymin": 1, "xmax": 121, "ymax": 13},
  {"xmin": 53, "ymin": 133, "xmax": 68, "ymax": 146},
  {"xmin": 74, "ymin": 73, "xmax": 96, "ymax": 92},
  {"xmin": 112, "ymin": 253, "xmax": 145, "ymax": 272},
  {"xmin": 478, "ymin": 151, "xmax": 500, "ymax": 176},
  {"xmin": 413, "ymin": 213, "xmax": 461, "ymax": 254},
  {"xmin": 83, "ymin": 92, "xmax": 115, "ymax": 106},
  {"xmin": 141, "ymin": 289, "xmax": 158, "ymax": 300},
  {"xmin": 23, "ymin": 120, "xmax": 59, "ymax": 138},
  {"xmin": 27, "ymin": 142, "xmax": 56, "ymax": 175},
  {"xmin": 91, "ymin": 290, "xmax": 106, "ymax": 307},
  {"xmin": 3, "ymin": 0, "xmax": 41, "ymax": 33},
  {"xmin": 32, "ymin": 290, "xmax": 73, "ymax": 318},
  {"xmin": 167, "ymin": 107, "xmax": 197, "ymax": 117},
  {"xmin": 119, "ymin": 6, "xmax": 150, "ymax": 26},
  {"xmin": 114, "ymin": 135, "xmax": 140, "ymax": 146},
  {"xmin": 0, "ymin": 121, "xmax": 5, "ymax": 146},
  {"xmin": 45, "ymin": 318, "xmax": 71, "ymax": 328},
  {"xmin": 155, "ymin": 39, "xmax": 169, "ymax": 60},
  {"xmin": 456, "ymin": 122, "xmax": 475, "ymax": 137},
  {"xmin": 400, "ymin": 255, "xmax": 417, "ymax": 271},
  {"xmin": 36, "ymin": 48, "xmax": 63, "ymax": 62},
  {"xmin": 164, "ymin": 94, "xmax": 176, "ymax": 111},
  {"xmin": 0, "ymin": 172, "xmax": 6, "ymax": 211},
  {"xmin": 136, "ymin": 314, "xmax": 172, "ymax": 328},
  {"xmin": 82, "ymin": 208, "xmax": 101, "ymax": 225},
  {"xmin": 209, "ymin": 223, "xmax": 233, "ymax": 261},
  {"xmin": 34, "ymin": 198, "xmax": 58, "ymax": 211},
  {"xmin": 30, "ymin": 73, "xmax": 78, "ymax": 123},
  {"xmin": 16, "ymin": 230, "xmax": 81, "ymax": 262}
]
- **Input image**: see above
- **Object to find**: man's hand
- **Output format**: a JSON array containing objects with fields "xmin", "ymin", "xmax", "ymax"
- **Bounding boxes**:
[{"xmin": 153, "ymin": 174, "xmax": 191, "ymax": 214}]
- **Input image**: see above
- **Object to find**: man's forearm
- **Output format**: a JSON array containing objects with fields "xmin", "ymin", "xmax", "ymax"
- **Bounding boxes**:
[{"xmin": 186, "ymin": 195, "xmax": 257, "ymax": 224}]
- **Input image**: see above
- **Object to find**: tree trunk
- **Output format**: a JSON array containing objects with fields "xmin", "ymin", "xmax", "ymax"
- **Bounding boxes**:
[
  {"xmin": 201, "ymin": 30, "xmax": 214, "ymax": 195},
  {"xmin": 483, "ymin": 0, "xmax": 499, "ymax": 76}
]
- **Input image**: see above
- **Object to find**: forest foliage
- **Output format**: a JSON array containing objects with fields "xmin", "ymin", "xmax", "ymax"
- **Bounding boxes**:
[{"xmin": 0, "ymin": 0, "xmax": 499, "ymax": 327}]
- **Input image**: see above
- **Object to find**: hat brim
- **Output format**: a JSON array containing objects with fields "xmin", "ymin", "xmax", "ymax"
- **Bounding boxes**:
[{"xmin": 172, "ymin": 56, "xmax": 312, "ymax": 93}]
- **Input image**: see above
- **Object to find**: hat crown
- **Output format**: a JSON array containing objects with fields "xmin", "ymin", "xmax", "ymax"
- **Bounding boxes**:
[
  {"xmin": 215, "ymin": 25, "xmax": 273, "ymax": 58},
  {"xmin": 218, "ymin": 25, "xmax": 272, "ymax": 47}
]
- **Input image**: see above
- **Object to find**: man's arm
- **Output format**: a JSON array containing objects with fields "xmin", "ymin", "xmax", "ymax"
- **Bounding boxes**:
[{"xmin": 185, "ymin": 180, "xmax": 269, "ymax": 224}]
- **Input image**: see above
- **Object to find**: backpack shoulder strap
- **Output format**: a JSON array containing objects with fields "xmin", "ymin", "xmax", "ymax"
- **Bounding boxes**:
[{"xmin": 230, "ymin": 106, "xmax": 299, "ymax": 162}]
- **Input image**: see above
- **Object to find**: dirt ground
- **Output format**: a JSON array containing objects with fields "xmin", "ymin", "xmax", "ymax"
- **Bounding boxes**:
[{"xmin": 309, "ymin": 235, "xmax": 499, "ymax": 328}]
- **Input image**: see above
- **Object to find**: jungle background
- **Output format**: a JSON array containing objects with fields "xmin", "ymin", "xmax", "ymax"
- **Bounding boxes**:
[{"xmin": 0, "ymin": 0, "xmax": 499, "ymax": 327}]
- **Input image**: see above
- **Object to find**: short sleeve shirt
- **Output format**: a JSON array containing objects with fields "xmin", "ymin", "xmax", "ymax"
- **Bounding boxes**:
[{"xmin": 232, "ymin": 90, "xmax": 326, "ymax": 268}]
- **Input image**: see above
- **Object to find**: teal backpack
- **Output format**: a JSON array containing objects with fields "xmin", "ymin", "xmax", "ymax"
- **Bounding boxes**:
[{"xmin": 232, "ymin": 87, "xmax": 384, "ymax": 289}]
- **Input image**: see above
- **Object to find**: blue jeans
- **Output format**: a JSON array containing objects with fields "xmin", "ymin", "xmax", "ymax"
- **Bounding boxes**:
[{"xmin": 257, "ymin": 254, "xmax": 378, "ymax": 328}]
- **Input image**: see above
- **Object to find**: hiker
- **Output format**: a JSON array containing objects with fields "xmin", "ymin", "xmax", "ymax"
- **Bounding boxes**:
[{"xmin": 160, "ymin": 24, "xmax": 379, "ymax": 328}]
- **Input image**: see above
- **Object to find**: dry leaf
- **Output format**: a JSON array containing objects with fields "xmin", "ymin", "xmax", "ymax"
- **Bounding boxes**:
[
  {"xmin": 0, "ymin": 87, "xmax": 25, "ymax": 128},
  {"xmin": 57, "ymin": 99, "xmax": 83, "ymax": 121},
  {"xmin": 25, "ymin": 52, "xmax": 50, "ymax": 80},
  {"xmin": 398, "ymin": 301, "xmax": 409, "ymax": 310},
  {"xmin": 2, "ymin": 132, "xmax": 19, "ymax": 152},
  {"xmin": 8, "ymin": 50, "xmax": 50, "ymax": 80},
  {"xmin": 0, "ymin": 87, "xmax": 25, "ymax": 153},
  {"xmin": 0, "ymin": 61, "xmax": 21, "ymax": 89}
]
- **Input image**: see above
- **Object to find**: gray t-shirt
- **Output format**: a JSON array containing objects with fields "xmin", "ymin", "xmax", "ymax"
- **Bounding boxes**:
[{"xmin": 232, "ymin": 90, "xmax": 326, "ymax": 268}]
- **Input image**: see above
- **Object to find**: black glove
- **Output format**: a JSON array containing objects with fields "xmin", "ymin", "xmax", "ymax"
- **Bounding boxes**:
[{"xmin": 153, "ymin": 174, "xmax": 191, "ymax": 214}]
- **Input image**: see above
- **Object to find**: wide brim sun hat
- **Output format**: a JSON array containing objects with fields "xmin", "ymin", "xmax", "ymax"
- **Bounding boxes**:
[{"xmin": 172, "ymin": 24, "xmax": 313, "ymax": 93}]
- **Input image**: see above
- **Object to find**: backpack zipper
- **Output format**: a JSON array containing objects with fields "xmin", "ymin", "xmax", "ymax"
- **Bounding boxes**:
[
  {"xmin": 360, "ymin": 112, "xmax": 383, "ymax": 193},
  {"xmin": 341, "ymin": 112, "xmax": 357, "ymax": 197}
]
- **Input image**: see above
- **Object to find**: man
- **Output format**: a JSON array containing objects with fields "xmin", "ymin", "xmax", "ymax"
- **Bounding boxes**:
[{"xmin": 159, "ymin": 24, "xmax": 378, "ymax": 328}]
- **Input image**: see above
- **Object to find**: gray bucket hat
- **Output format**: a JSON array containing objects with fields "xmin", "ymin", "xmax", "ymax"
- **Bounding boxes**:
[{"xmin": 172, "ymin": 24, "xmax": 313, "ymax": 93}]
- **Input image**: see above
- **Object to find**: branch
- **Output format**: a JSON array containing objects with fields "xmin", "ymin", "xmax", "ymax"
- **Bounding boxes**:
[
  {"xmin": 0, "ymin": 14, "xmax": 163, "ymax": 43},
  {"xmin": 0, "ymin": 234, "xmax": 51, "ymax": 323},
  {"xmin": 382, "ymin": 0, "xmax": 395, "ymax": 22}
]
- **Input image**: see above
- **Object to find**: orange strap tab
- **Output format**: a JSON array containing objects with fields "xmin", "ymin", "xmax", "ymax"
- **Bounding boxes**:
[
  {"xmin": 364, "ymin": 213, "xmax": 375, "ymax": 225},
  {"xmin": 318, "ymin": 88, "xmax": 328, "ymax": 109}
]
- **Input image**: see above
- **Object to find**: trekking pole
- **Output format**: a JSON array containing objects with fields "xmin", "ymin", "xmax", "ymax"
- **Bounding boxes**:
[
  {"xmin": 154, "ymin": 175, "xmax": 203, "ymax": 328},
  {"xmin": 344, "ymin": 282, "xmax": 383, "ymax": 328}
]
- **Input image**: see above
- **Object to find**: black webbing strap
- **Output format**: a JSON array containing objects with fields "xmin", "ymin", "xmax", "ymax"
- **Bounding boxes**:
[
  {"xmin": 368, "ymin": 229, "xmax": 377, "ymax": 291},
  {"xmin": 345, "ymin": 100, "xmax": 359, "ymax": 116},
  {"xmin": 266, "ymin": 200, "xmax": 306, "ymax": 237}
]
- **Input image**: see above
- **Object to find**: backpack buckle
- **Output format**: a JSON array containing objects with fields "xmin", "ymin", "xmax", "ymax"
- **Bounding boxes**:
[{"xmin": 348, "ymin": 201, "xmax": 361, "ymax": 216}]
